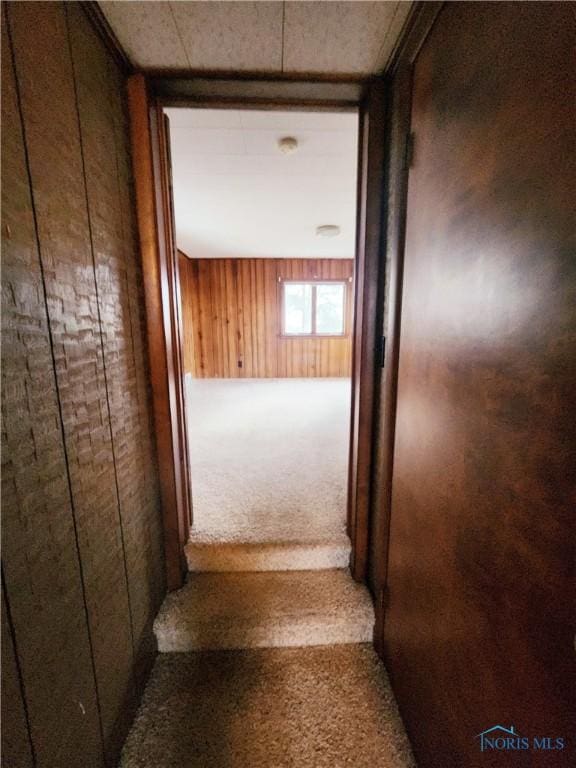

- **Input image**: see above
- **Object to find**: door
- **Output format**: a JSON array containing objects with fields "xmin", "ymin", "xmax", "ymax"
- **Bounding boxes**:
[{"xmin": 383, "ymin": 4, "xmax": 574, "ymax": 766}]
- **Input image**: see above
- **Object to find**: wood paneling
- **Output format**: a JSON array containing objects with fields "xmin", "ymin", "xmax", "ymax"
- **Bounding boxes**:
[
  {"xmin": 383, "ymin": 3, "xmax": 575, "ymax": 766},
  {"xmin": 179, "ymin": 256, "xmax": 354, "ymax": 378},
  {"xmin": 1, "ymin": 585, "xmax": 34, "ymax": 767},
  {"xmin": 1, "ymin": 3, "xmax": 164, "ymax": 765},
  {"xmin": 1, "ymin": 6, "xmax": 103, "ymax": 764},
  {"xmin": 67, "ymin": 4, "xmax": 165, "ymax": 695},
  {"xmin": 10, "ymin": 3, "xmax": 135, "ymax": 758}
]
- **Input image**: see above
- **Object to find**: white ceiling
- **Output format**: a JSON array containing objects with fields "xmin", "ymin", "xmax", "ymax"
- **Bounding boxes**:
[
  {"xmin": 99, "ymin": 1, "xmax": 412, "ymax": 74},
  {"xmin": 166, "ymin": 107, "xmax": 359, "ymax": 259}
]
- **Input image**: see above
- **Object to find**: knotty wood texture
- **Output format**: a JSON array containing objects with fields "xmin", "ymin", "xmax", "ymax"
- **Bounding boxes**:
[
  {"xmin": 1, "ymin": 3, "xmax": 164, "ymax": 766},
  {"xmin": 179, "ymin": 256, "xmax": 354, "ymax": 378},
  {"xmin": 383, "ymin": 4, "xmax": 575, "ymax": 767}
]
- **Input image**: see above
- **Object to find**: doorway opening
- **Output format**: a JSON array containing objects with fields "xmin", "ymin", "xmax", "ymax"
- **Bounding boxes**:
[
  {"xmin": 166, "ymin": 107, "xmax": 359, "ymax": 570},
  {"xmin": 165, "ymin": 107, "xmax": 358, "ymax": 571},
  {"xmin": 127, "ymin": 74, "xmax": 386, "ymax": 591}
]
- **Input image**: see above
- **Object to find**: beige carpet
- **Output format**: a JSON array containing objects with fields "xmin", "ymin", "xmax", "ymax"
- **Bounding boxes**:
[
  {"xmin": 186, "ymin": 377, "xmax": 351, "ymax": 545},
  {"xmin": 185, "ymin": 377, "xmax": 352, "ymax": 571},
  {"xmin": 154, "ymin": 570, "xmax": 374, "ymax": 652},
  {"xmin": 119, "ymin": 645, "xmax": 416, "ymax": 768}
]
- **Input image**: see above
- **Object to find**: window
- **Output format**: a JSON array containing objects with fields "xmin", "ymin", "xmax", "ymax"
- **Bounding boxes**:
[{"xmin": 282, "ymin": 281, "xmax": 347, "ymax": 336}]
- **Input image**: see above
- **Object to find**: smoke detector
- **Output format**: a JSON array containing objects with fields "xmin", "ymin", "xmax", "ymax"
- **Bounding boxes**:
[
  {"xmin": 278, "ymin": 136, "xmax": 298, "ymax": 154},
  {"xmin": 316, "ymin": 225, "xmax": 341, "ymax": 238}
]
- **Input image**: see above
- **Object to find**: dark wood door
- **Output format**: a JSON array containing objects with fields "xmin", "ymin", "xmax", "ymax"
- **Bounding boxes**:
[{"xmin": 384, "ymin": 3, "xmax": 575, "ymax": 766}]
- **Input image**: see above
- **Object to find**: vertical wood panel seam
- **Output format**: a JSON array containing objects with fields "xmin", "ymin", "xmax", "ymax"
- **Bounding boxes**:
[
  {"xmin": 113, "ymin": 100, "xmax": 151, "ymax": 502},
  {"xmin": 110, "ymin": 72, "xmax": 142, "ymax": 471},
  {"xmin": 4, "ymin": 6, "xmax": 106, "ymax": 759},
  {"xmin": 63, "ymin": 3, "xmax": 137, "ymax": 671},
  {"xmin": 1, "ymin": 568, "xmax": 37, "ymax": 766},
  {"xmin": 109, "ymin": 54, "xmax": 162, "ymax": 660}
]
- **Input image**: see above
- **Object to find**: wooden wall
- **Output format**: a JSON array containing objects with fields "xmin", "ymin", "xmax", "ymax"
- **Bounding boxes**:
[
  {"xmin": 382, "ymin": 3, "xmax": 575, "ymax": 767},
  {"xmin": 1, "ymin": 4, "xmax": 164, "ymax": 767},
  {"xmin": 178, "ymin": 256, "xmax": 354, "ymax": 378}
]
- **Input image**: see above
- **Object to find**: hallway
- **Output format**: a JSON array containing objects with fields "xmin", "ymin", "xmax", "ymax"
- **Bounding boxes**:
[
  {"xmin": 3, "ymin": 4, "xmax": 572, "ymax": 768},
  {"xmin": 127, "ymin": 373, "xmax": 414, "ymax": 765},
  {"xmin": 120, "ymin": 645, "xmax": 414, "ymax": 768}
]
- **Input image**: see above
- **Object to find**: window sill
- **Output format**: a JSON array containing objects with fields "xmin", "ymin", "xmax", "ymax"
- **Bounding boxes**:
[{"xmin": 279, "ymin": 333, "xmax": 348, "ymax": 339}]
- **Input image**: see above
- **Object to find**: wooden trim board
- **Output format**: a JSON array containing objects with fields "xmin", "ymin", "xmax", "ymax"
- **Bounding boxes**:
[{"xmin": 126, "ymin": 74, "xmax": 190, "ymax": 591}]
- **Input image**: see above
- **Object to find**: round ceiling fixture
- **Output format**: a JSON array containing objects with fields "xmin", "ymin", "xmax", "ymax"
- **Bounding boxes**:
[
  {"xmin": 316, "ymin": 225, "xmax": 341, "ymax": 238},
  {"xmin": 278, "ymin": 136, "xmax": 298, "ymax": 154}
]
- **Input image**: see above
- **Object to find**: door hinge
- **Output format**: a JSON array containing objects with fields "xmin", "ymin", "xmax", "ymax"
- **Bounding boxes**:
[
  {"xmin": 377, "ymin": 335, "xmax": 386, "ymax": 368},
  {"xmin": 405, "ymin": 132, "xmax": 415, "ymax": 169}
]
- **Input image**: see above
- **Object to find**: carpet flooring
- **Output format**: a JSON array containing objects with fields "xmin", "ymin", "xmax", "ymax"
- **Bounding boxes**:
[
  {"xmin": 119, "ymin": 645, "xmax": 416, "ymax": 768},
  {"xmin": 153, "ymin": 570, "xmax": 374, "ymax": 651},
  {"xmin": 186, "ymin": 378, "xmax": 351, "ymax": 546}
]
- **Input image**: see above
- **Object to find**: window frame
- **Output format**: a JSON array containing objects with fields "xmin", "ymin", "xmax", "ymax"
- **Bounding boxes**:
[{"xmin": 280, "ymin": 278, "xmax": 349, "ymax": 338}]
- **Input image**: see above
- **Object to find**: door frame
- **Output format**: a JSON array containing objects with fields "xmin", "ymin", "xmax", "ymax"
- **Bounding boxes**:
[
  {"xmin": 127, "ymin": 76, "xmax": 192, "ymax": 591},
  {"xmin": 347, "ymin": 80, "xmax": 387, "ymax": 582},
  {"xmin": 126, "ymin": 71, "xmax": 389, "ymax": 591},
  {"xmin": 366, "ymin": 2, "xmax": 444, "ymax": 651}
]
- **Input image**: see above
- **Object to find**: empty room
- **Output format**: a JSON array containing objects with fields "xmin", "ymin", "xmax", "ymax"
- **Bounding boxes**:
[{"xmin": 172, "ymin": 107, "xmax": 358, "ymax": 575}]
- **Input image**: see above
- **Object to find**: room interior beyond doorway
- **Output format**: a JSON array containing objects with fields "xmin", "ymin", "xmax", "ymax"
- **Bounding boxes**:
[{"xmin": 167, "ymin": 106, "xmax": 359, "ymax": 572}]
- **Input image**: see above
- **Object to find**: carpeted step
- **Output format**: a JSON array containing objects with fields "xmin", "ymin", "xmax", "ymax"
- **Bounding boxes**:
[
  {"xmin": 154, "ymin": 570, "xmax": 374, "ymax": 652},
  {"xmin": 185, "ymin": 535, "xmax": 351, "ymax": 572}
]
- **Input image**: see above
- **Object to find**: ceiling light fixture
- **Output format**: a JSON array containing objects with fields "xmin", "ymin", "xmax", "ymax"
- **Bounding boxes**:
[
  {"xmin": 278, "ymin": 136, "xmax": 298, "ymax": 154},
  {"xmin": 316, "ymin": 225, "xmax": 341, "ymax": 238}
]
